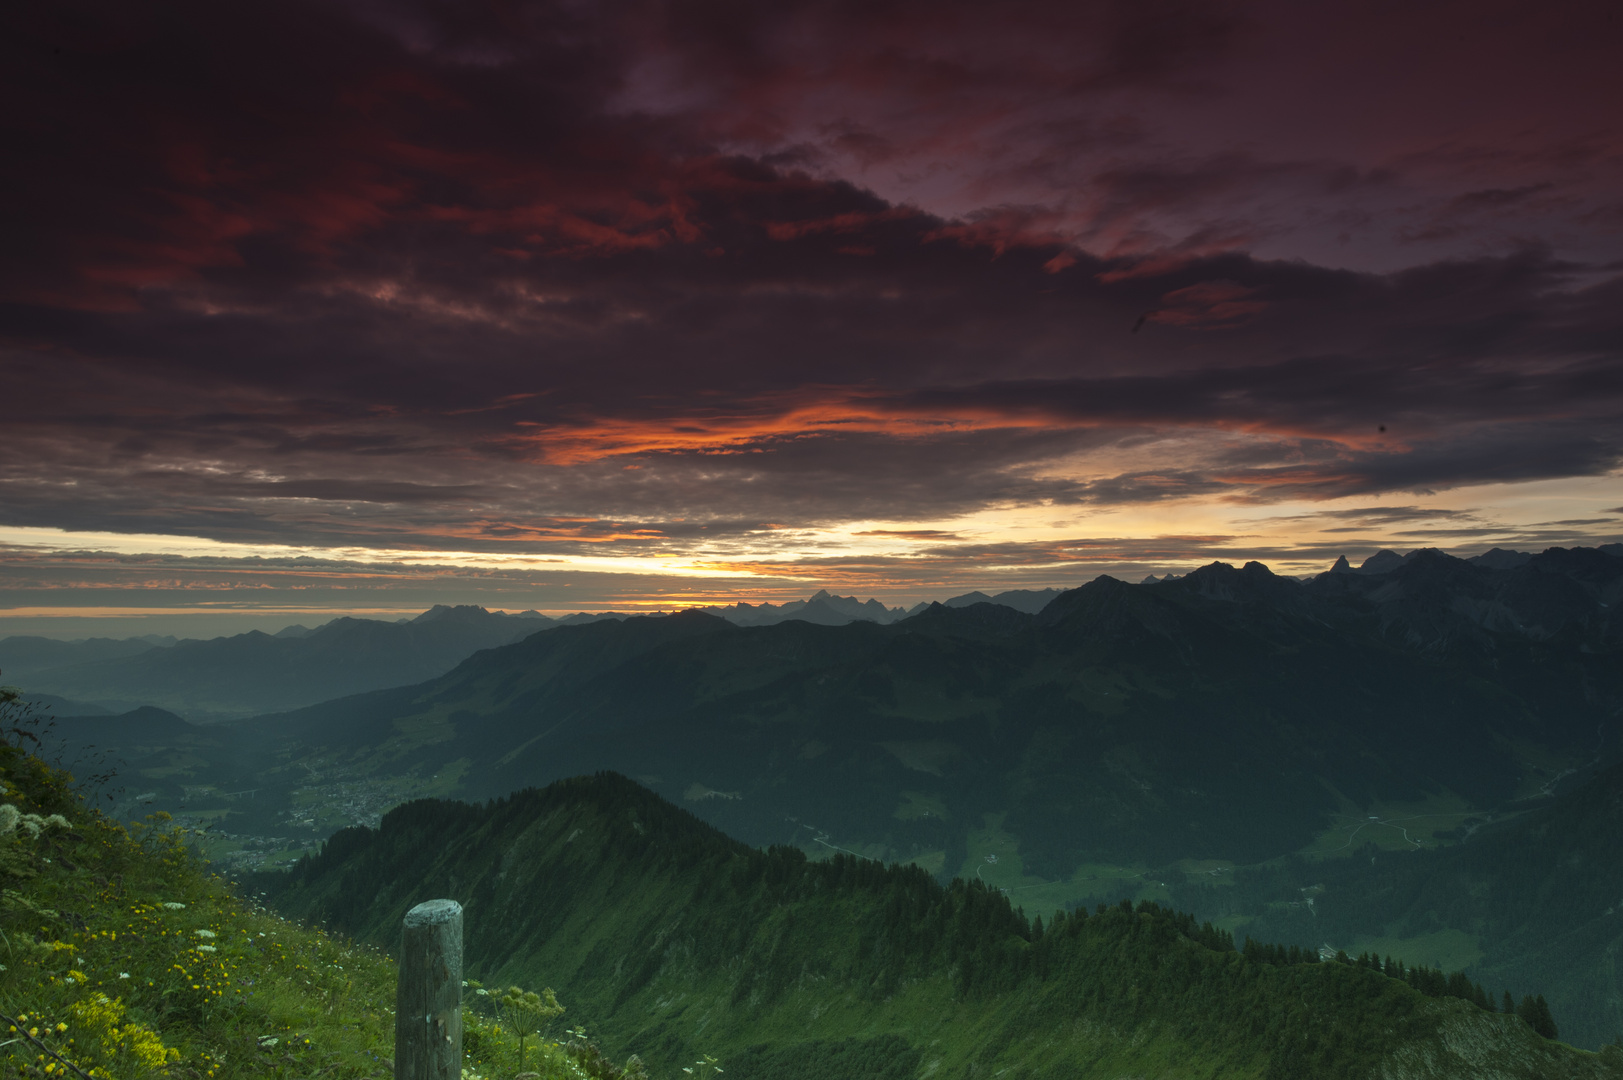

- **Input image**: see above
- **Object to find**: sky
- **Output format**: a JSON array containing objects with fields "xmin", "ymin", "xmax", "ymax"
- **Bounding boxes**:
[{"xmin": 3, "ymin": 0, "xmax": 1622, "ymax": 636}]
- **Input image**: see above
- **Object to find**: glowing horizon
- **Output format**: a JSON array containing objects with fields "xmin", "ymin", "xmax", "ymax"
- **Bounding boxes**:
[{"xmin": 3, "ymin": 3, "xmax": 1620, "ymax": 631}]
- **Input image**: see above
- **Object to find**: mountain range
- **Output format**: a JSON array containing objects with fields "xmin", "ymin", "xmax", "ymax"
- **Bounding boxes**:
[
  {"xmin": 203, "ymin": 545, "xmax": 1621, "ymax": 860},
  {"xmin": 0, "ymin": 605, "xmax": 565, "ymax": 720},
  {"xmin": 692, "ymin": 587, "xmax": 1066, "ymax": 626},
  {"xmin": 0, "ymin": 590, "xmax": 1068, "ymax": 721},
  {"xmin": 18, "ymin": 543, "xmax": 1623, "ymax": 1047}
]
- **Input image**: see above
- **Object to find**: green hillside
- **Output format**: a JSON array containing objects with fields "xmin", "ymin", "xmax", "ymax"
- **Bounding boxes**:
[
  {"xmin": 0, "ymin": 688, "xmax": 649, "ymax": 1080},
  {"xmin": 258, "ymin": 772, "xmax": 1623, "ymax": 1080}
]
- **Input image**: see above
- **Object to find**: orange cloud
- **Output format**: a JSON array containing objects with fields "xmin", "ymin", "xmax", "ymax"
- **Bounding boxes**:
[{"xmin": 763, "ymin": 207, "xmax": 920, "ymax": 241}]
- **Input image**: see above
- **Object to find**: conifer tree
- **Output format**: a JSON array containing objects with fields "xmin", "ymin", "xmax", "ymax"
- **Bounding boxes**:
[
  {"xmin": 1532, "ymin": 995, "xmax": 1559, "ymax": 1040},
  {"xmin": 1515, "ymin": 995, "xmax": 1558, "ymax": 1039}
]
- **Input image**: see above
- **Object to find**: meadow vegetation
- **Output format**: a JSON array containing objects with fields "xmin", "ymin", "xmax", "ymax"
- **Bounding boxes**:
[{"xmin": 0, "ymin": 686, "xmax": 653, "ymax": 1080}]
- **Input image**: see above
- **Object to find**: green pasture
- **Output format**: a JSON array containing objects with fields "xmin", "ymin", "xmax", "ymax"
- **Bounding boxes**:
[
  {"xmin": 1298, "ymin": 791, "xmax": 1482, "ymax": 858},
  {"xmin": 1346, "ymin": 928, "xmax": 1485, "ymax": 974},
  {"xmin": 955, "ymin": 812, "xmax": 1172, "ymax": 915}
]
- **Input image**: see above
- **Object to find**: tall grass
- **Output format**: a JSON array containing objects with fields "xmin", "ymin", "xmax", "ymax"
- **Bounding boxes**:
[{"xmin": 0, "ymin": 686, "xmax": 655, "ymax": 1080}]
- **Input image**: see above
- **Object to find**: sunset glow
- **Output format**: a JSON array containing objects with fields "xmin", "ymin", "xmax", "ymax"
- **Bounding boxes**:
[{"xmin": 2, "ymin": 0, "xmax": 1620, "ymax": 634}]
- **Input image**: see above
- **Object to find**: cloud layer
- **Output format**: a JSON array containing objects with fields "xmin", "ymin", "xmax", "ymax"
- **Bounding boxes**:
[{"xmin": 1, "ymin": 0, "xmax": 1620, "ymax": 616}]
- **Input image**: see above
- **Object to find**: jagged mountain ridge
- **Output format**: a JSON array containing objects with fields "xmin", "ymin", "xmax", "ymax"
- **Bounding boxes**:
[
  {"xmin": 691, "ymin": 586, "xmax": 1065, "ymax": 626},
  {"xmin": 1315, "ymin": 546, "xmax": 1623, "ymax": 650},
  {"xmin": 159, "ymin": 546, "xmax": 1623, "ymax": 873}
]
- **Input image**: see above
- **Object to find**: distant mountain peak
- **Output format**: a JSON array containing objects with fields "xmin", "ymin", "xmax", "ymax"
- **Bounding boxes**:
[
  {"xmin": 1358, "ymin": 550, "xmax": 1404, "ymax": 574},
  {"xmin": 1470, "ymin": 547, "xmax": 1534, "ymax": 570},
  {"xmin": 1401, "ymin": 547, "xmax": 1458, "ymax": 564},
  {"xmin": 413, "ymin": 604, "xmax": 493, "ymax": 623},
  {"xmin": 1330, "ymin": 555, "xmax": 1352, "ymax": 574}
]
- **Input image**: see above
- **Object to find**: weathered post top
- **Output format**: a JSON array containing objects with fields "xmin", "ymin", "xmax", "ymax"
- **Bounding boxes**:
[
  {"xmin": 404, "ymin": 898, "xmax": 462, "ymax": 928},
  {"xmin": 395, "ymin": 899, "xmax": 463, "ymax": 1080}
]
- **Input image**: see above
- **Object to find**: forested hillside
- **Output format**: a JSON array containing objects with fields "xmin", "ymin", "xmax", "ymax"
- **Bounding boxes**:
[
  {"xmin": 185, "ymin": 549, "xmax": 1623, "ymax": 876},
  {"xmin": 1160, "ymin": 760, "xmax": 1623, "ymax": 1049},
  {"xmin": 257, "ymin": 773, "xmax": 1623, "ymax": 1079}
]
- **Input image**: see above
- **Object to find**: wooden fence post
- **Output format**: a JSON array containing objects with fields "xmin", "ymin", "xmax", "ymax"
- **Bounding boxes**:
[{"xmin": 395, "ymin": 899, "xmax": 463, "ymax": 1080}]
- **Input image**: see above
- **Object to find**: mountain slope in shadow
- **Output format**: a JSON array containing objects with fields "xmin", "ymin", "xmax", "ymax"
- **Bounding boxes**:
[{"xmin": 256, "ymin": 773, "xmax": 1623, "ymax": 1079}]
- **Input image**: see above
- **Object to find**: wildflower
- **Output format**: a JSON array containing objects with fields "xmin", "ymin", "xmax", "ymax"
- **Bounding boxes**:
[
  {"xmin": 162, "ymin": 902, "xmax": 186, "ymax": 910},
  {"xmin": 194, "ymin": 929, "xmax": 217, "ymax": 938},
  {"xmin": 0, "ymin": 804, "xmax": 19, "ymax": 835},
  {"xmin": 118, "ymin": 973, "xmax": 130, "ymax": 979},
  {"xmin": 196, "ymin": 945, "xmax": 217, "ymax": 953}
]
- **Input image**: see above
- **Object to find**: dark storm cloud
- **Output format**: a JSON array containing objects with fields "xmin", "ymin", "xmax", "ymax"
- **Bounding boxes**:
[
  {"xmin": 1, "ymin": 0, "xmax": 1621, "ymax": 568},
  {"xmin": 1251, "ymin": 505, "xmax": 1481, "ymax": 528},
  {"xmin": 4, "ymin": 236, "xmax": 1622, "ymax": 544}
]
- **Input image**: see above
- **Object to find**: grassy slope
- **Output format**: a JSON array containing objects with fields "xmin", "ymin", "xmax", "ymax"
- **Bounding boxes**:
[
  {"xmin": 0, "ymin": 728, "xmax": 399, "ymax": 1079},
  {"xmin": 0, "ymin": 700, "xmax": 645, "ymax": 1080},
  {"xmin": 259, "ymin": 774, "xmax": 1623, "ymax": 1080}
]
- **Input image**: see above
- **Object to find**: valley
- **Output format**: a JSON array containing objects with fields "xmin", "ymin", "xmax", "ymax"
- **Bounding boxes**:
[{"xmin": 14, "ymin": 544, "xmax": 1623, "ymax": 1050}]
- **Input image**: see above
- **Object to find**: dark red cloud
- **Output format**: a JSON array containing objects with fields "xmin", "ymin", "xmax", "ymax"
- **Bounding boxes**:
[{"xmin": 0, "ymin": 0, "xmax": 1620, "ymax": 577}]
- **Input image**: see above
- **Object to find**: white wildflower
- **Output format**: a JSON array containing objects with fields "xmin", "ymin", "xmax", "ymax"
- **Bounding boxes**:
[
  {"xmin": 162, "ymin": 902, "xmax": 186, "ymax": 910},
  {"xmin": 194, "ymin": 929, "xmax": 217, "ymax": 938},
  {"xmin": 0, "ymin": 804, "xmax": 19, "ymax": 836}
]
